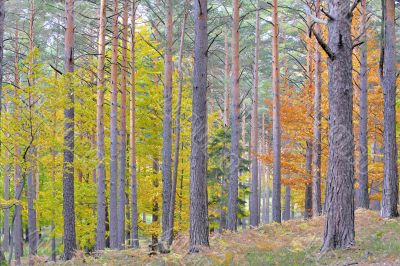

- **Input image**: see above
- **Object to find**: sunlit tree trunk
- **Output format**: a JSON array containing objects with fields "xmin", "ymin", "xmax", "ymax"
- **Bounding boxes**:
[
  {"xmin": 271, "ymin": 0, "xmax": 281, "ymax": 223},
  {"xmin": 130, "ymin": 0, "xmax": 139, "ymax": 249},
  {"xmin": 321, "ymin": 0, "xmax": 355, "ymax": 251},
  {"xmin": 117, "ymin": 0, "xmax": 129, "ymax": 249},
  {"xmin": 189, "ymin": 0, "xmax": 209, "ymax": 252},
  {"xmin": 357, "ymin": 0, "xmax": 369, "ymax": 209},
  {"xmin": 168, "ymin": 0, "xmax": 189, "ymax": 245},
  {"xmin": 249, "ymin": 0, "xmax": 260, "ymax": 227},
  {"xmin": 95, "ymin": 0, "xmax": 107, "ymax": 251},
  {"xmin": 380, "ymin": 0, "xmax": 398, "ymax": 218},
  {"xmin": 63, "ymin": 0, "xmax": 77, "ymax": 260},
  {"xmin": 109, "ymin": 0, "xmax": 119, "ymax": 249},
  {"xmin": 227, "ymin": 0, "xmax": 241, "ymax": 231}
]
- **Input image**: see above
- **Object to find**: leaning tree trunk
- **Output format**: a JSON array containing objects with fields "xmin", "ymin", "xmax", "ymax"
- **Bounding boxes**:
[
  {"xmin": 189, "ymin": 0, "xmax": 209, "ymax": 253},
  {"xmin": 109, "ymin": 0, "xmax": 119, "ymax": 249},
  {"xmin": 117, "ymin": 0, "xmax": 129, "ymax": 249},
  {"xmin": 380, "ymin": 0, "xmax": 398, "ymax": 218},
  {"xmin": 160, "ymin": 0, "xmax": 173, "ymax": 251},
  {"xmin": 249, "ymin": 0, "xmax": 260, "ymax": 227},
  {"xmin": 227, "ymin": 0, "xmax": 241, "ymax": 231},
  {"xmin": 320, "ymin": 0, "xmax": 355, "ymax": 252},
  {"xmin": 63, "ymin": 0, "xmax": 77, "ymax": 260},
  {"xmin": 357, "ymin": 0, "xmax": 369, "ymax": 209},
  {"xmin": 95, "ymin": 0, "xmax": 107, "ymax": 251},
  {"xmin": 130, "ymin": 0, "xmax": 139, "ymax": 249},
  {"xmin": 271, "ymin": 0, "xmax": 281, "ymax": 223},
  {"xmin": 168, "ymin": 0, "xmax": 189, "ymax": 245}
]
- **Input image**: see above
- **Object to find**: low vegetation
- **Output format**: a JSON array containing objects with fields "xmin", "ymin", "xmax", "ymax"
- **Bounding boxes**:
[{"xmin": 40, "ymin": 210, "xmax": 399, "ymax": 265}]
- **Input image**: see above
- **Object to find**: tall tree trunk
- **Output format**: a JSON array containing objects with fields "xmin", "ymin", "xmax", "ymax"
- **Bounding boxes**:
[
  {"xmin": 95, "ymin": 0, "xmax": 107, "ymax": 251},
  {"xmin": 27, "ymin": 3, "xmax": 38, "ymax": 263},
  {"xmin": 282, "ymin": 185, "xmax": 291, "ymax": 221},
  {"xmin": 227, "ymin": 0, "xmax": 241, "ymax": 231},
  {"xmin": 63, "ymin": 0, "xmax": 77, "ymax": 260},
  {"xmin": 109, "ymin": 0, "xmax": 119, "ymax": 249},
  {"xmin": 305, "ymin": 140, "xmax": 313, "ymax": 219},
  {"xmin": 130, "ymin": 0, "xmax": 139, "ymax": 249},
  {"xmin": 1, "ymin": 0, "xmax": 8, "ymax": 245},
  {"xmin": 357, "ymin": 0, "xmax": 369, "ymax": 209},
  {"xmin": 168, "ymin": 0, "xmax": 189, "ymax": 245},
  {"xmin": 12, "ymin": 22, "xmax": 22, "ymax": 265},
  {"xmin": 189, "ymin": 0, "xmax": 209, "ymax": 253},
  {"xmin": 249, "ymin": 0, "xmax": 260, "ymax": 227},
  {"xmin": 320, "ymin": 0, "xmax": 355, "ymax": 251},
  {"xmin": 271, "ymin": 0, "xmax": 281, "ymax": 223},
  {"xmin": 160, "ymin": 0, "xmax": 173, "ymax": 251},
  {"xmin": 305, "ymin": 17, "xmax": 313, "ymax": 219},
  {"xmin": 117, "ymin": 0, "xmax": 129, "ymax": 249},
  {"xmin": 380, "ymin": 0, "xmax": 398, "ymax": 218},
  {"xmin": 312, "ymin": 0, "xmax": 322, "ymax": 217},
  {"xmin": 223, "ymin": 27, "xmax": 230, "ymax": 127}
]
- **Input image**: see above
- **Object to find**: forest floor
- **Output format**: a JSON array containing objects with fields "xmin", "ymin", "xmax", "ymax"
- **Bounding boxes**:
[{"xmin": 43, "ymin": 209, "xmax": 400, "ymax": 265}]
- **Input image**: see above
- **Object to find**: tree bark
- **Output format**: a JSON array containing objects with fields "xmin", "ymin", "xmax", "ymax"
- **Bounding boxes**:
[
  {"xmin": 312, "ymin": 0, "xmax": 322, "ymax": 217},
  {"xmin": 12, "ymin": 22, "xmax": 22, "ymax": 265},
  {"xmin": 370, "ymin": 140, "xmax": 381, "ymax": 210},
  {"xmin": 168, "ymin": 0, "xmax": 189, "ymax": 245},
  {"xmin": 130, "ymin": 0, "xmax": 139, "ymax": 249},
  {"xmin": 320, "ymin": 0, "xmax": 355, "ymax": 251},
  {"xmin": 95, "ymin": 0, "xmax": 107, "ymax": 251},
  {"xmin": 282, "ymin": 186, "xmax": 290, "ymax": 221},
  {"xmin": 3, "ymin": 160, "xmax": 9, "ymax": 253},
  {"xmin": 117, "ymin": 0, "xmax": 129, "ymax": 249},
  {"xmin": 305, "ymin": 140, "xmax": 313, "ymax": 219},
  {"xmin": 357, "ymin": 0, "xmax": 369, "ymax": 209},
  {"xmin": 271, "ymin": 0, "xmax": 281, "ymax": 223},
  {"xmin": 189, "ymin": 0, "xmax": 209, "ymax": 253},
  {"xmin": 27, "ymin": 3, "xmax": 38, "ymax": 263},
  {"xmin": 160, "ymin": 0, "xmax": 173, "ymax": 251},
  {"xmin": 249, "ymin": 0, "xmax": 260, "ymax": 227},
  {"xmin": 109, "ymin": 0, "xmax": 119, "ymax": 249},
  {"xmin": 227, "ymin": 0, "xmax": 241, "ymax": 231},
  {"xmin": 27, "ymin": 155, "xmax": 37, "ymax": 265},
  {"xmin": 1, "ymin": 0, "xmax": 7, "ymax": 251},
  {"xmin": 223, "ymin": 27, "xmax": 230, "ymax": 127},
  {"xmin": 63, "ymin": 0, "xmax": 77, "ymax": 260},
  {"xmin": 380, "ymin": 0, "xmax": 398, "ymax": 218}
]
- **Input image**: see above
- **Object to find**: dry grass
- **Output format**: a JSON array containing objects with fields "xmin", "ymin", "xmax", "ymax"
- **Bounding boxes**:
[{"xmin": 39, "ymin": 209, "xmax": 400, "ymax": 265}]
